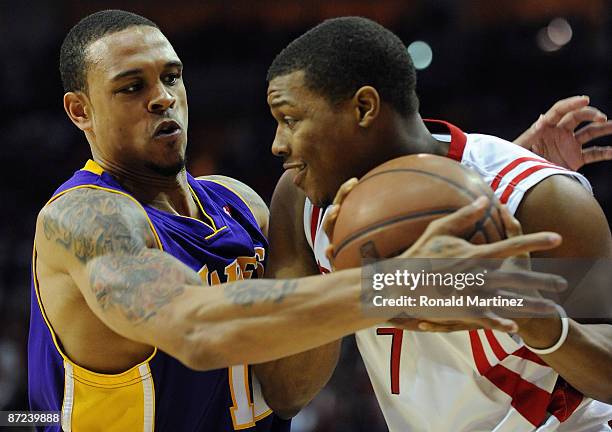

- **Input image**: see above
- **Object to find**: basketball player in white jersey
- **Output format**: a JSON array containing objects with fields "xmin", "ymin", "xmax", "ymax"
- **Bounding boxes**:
[{"xmin": 256, "ymin": 17, "xmax": 612, "ymax": 431}]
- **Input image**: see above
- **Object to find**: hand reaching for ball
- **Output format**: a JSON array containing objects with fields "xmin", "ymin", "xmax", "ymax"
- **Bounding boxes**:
[{"xmin": 324, "ymin": 178, "xmax": 564, "ymax": 333}]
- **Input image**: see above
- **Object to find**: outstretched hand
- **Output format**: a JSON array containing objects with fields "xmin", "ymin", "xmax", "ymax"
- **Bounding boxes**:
[
  {"xmin": 324, "ymin": 180, "xmax": 563, "ymax": 333},
  {"xmin": 515, "ymin": 95, "xmax": 612, "ymax": 170},
  {"xmin": 388, "ymin": 197, "xmax": 563, "ymax": 333}
]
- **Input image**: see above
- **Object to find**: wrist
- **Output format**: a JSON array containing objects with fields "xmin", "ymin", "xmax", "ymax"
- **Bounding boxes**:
[
  {"xmin": 520, "ymin": 305, "xmax": 569, "ymax": 355},
  {"xmin": 517, "ymin": 316, "xmax": 562, "ymax": 348}
]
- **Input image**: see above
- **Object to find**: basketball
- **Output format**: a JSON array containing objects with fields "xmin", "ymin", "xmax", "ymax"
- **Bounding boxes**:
[{"xmin": 331, "ymin": 154, "xmax": 506, "ymax": 270}]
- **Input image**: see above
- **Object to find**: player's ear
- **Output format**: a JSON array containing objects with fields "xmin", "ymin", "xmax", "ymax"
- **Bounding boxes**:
[
  {"xmin": 353, "ymin": 86, "xmax": 380, "ymax": 128},
  {"xmin": 63, "ymin": 92, "xmax": 93, "ymax": 131}
]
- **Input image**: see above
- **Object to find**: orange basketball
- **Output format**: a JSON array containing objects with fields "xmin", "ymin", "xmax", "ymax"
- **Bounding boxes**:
[{"xmin": 331, "ymin": 154, "xmax": 505, "ymax": 270}]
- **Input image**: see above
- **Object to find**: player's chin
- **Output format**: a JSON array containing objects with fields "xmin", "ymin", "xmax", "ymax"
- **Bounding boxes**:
[
  {"xmin": 151, "ymin": 133, "xmax": 187, "ymax": 154},
  {"xmin": 145, "ymin": 156, "xmax": 186, "ymax": 177},
  {"xmin": 304, "ymin": 182, "xmax": 333, "ymax": 208}
]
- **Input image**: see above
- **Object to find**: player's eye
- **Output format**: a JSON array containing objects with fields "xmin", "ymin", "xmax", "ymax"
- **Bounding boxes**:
[
  {"xmin": 164, "ymin": 73, "xmax": 180, "ymax": 86},
  {"xmin": 118, "ymin": 82, "xmax": 142, "ymax": 94},
  {"xmin": 283, "ymin": 117, "xmax": 297, "ymax": 129}
]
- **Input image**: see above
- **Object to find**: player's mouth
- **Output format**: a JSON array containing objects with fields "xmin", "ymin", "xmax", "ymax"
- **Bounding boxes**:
[
  {"xmin": 153, "ymin": 120, "xmax": 182, "ymax": 140},
  {"xmin": 283, "ymin": 161, "xmax": 307, "ymax": 187}
]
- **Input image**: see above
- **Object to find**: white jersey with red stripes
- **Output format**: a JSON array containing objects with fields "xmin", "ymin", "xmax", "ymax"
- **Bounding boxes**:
[{"xmin": 303, "ymin": 120, "xmax": 611, "ymax": 431}]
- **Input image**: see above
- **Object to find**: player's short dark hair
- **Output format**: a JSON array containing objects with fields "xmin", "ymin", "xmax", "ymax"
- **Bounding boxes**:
[
  {"xmin": 267, "ymin": 16, "xmax": 418, "ymax": 116},
  {"xmin": 60, "ymin": 10, "xmax": 158, "ymax": 93}
]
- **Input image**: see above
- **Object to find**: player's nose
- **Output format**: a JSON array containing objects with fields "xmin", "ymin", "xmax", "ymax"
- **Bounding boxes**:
[
  {"xmin": 148, "ymin": 82, "xmax": 176, "ymax": 113},
  {"xmin": 271, "ymin": 129, "xmax": 290, "ymax": 157}
]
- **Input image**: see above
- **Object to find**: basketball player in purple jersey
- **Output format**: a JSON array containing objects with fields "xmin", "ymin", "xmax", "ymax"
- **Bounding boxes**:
[
  {"xmin": 30, "ymin": 10, "xmax": 572, "ymax": 431},
  {"xmin": 260, "ymin": 17, "xmax": 612, "ymax": 431}
]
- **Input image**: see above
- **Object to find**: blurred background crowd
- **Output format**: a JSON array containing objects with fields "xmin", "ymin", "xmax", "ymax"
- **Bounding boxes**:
[{"xmin": 1, "ymin": 1, "xmax": 610, "ymax": 430}]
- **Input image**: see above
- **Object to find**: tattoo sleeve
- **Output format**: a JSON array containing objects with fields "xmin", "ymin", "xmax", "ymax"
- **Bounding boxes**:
[
  {"xmin": 42, "ymin": 188, "xmax": 155, "ymax": 262},
  {"xmin": 88, "ymin": 249, "xmax": 201, "ymax": 323},
  {"xmin": 40, "ymin": 188, "xmax": 201, "ymax": 323},
  {"xmin": 40, "ymin": 187, "xmax": 299, "ymax": 328},
  {"xmin": 224, "ymin": 279, "xmax": 298, "ymax": 307}
]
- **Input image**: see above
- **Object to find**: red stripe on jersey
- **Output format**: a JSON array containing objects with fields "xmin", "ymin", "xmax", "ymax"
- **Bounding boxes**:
[
  {"xmin": 490, "ymin": 157, "xmax": 552, "ymax": 191},
  {"xmin": 499, "ymin": 164, "xmax": 558, "ymax": 204},
  {"xmin": 469, "ymin": 330, "xmax": 492, "ymax": 375},
  {"xmin": 310, "ymin": 206, "xmax": 321, "ymax": 246},
  {"xmin": 424, "ymin": 119, "xmax": 468, "ymax": 161},
  {"xmin": 318, "ymin": 264, "xmax": 330, "ymax": 274},
  {"xmin": 511, "ymin": 347, "xmax": 548, "ymax": 367},
  {"xmin": 485, "ymin": 364, "xmax": 551, "ymax": 426},
  {"xmin": 471, "ymin": 330, "xmax": 562, "ymax": 426},
  {"xmin": 484, "ymin": 330, "xmax": 509, "ymax": 361},
  {"xmin": 548, "ymin": 378, "xmax": 583, "ymax": 422}
]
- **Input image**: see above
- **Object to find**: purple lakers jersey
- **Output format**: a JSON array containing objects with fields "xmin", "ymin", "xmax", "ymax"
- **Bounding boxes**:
[{"xmin": 28, "ymin": 160, "xmax": 290, "ymax": 432}]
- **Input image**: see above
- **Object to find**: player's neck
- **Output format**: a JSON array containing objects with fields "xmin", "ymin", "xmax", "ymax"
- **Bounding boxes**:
[
  {"xmin": 95, "ymin": 159, "xmax": 202, "ymax": 219},
  {"xmin": 381, "ymin": 113, "xmax": 449, "ymax": 159}
]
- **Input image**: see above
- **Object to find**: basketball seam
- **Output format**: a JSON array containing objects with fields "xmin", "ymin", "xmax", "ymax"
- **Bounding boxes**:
[
  {"xmin": 362, "ymin": 168, "xmax": 480, "ymax": 199},
  {"xmin": 366, "ymin": 166, "xmax": 506, "ymax": 241},
  {"xmin": 333, "ymin": 208, "xmax": 458, "ymax": 258},
  {"xmin": 361, "ymin": 166, "xmax": 504, "ymax": 240},
  {"xmin": 333, "ymin": 166, "xmax": 505, "ymax": 262}
]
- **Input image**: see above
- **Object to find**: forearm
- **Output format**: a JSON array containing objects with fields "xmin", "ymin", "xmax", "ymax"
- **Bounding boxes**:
[
  {"xmin": 253, "ymin": 341, "xmax": 341, "ymax": 419},
  {"xmin": 519, "ymin": 319, "xmax": 612, "ymax": 403},
  {"xmin": 186, "ymin": 273, "xmax": 378, "ymax": 369},
  {"xmin": 85, "ymin": 249, "xmax": 381, "ymax": 371}
]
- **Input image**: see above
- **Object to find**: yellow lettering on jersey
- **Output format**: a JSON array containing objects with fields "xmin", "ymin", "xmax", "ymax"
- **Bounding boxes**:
[
  {"xmin": 254, "ymin": 247, "xmax": 265, "ymax": 278},
  {"xmin": 198, "ymin": 248, "xmax": 265, "ymax": 286},
  {"xmin": 198, "ymin": 265, "xmax": 221, "ymax": 286},
  {"xmin": 224, "ymin": 259, "xmax": 243, "ymax": 282},
  {"xmin": 209, "ymin": 270, "xmax": 221, "ymax": 286},
  {"xmin": 197, "ymin": 250, "xmax": 273, "ymax": 428},
  {"xmin": 236, "ymin": 256, "xmax": 256, "ymax": 280},
  {"xmin": 198, "ymin": 265, "xmax": 209, "ymax": 285}
]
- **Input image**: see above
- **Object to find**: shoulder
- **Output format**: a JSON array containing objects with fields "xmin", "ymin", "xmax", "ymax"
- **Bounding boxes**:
[
  {"xmin": 270, "ymin": 171, "xmax": 307, "ymax": 222},
  {"xmin": 464, "ymin": 133, "xmax": 592, "ymax": 211},
  {"xmin": 463, "ymin": 133, "xmax": 539, "ymax": 171},
  {"xmin": 36, "ymin": 187, "xmax": 157, "ymax": 266},
  {"xmin": 197, "ymin": 175, "xmax": 269, "ymax": 236},
  {"xmin": 267, "ymin": 170, "xmax": 319, "ymax": 277},
  {"xmin": 269, "ymin": 171, "xmax": 311, "ymax": 249}
]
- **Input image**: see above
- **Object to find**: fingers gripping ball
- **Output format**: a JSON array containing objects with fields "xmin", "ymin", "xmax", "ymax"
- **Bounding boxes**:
[{"xmin": 331, "ymin": 154, "xmax": 506, "ymax": 269}]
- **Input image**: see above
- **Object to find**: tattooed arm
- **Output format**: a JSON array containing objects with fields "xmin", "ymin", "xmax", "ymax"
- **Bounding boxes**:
[
  {"xmin": 37, "ymin": 187, "xmax": 564, "ymax": 373},
  {"xmin": 36, "ymin": 188, "xmax": 379, "ymax": 370}
]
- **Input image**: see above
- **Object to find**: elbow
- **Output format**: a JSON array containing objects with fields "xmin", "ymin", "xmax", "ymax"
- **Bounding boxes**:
[
  {"xmin": 180, "ymin": 348, "xmax": 219, "ymax": 372},
  {"xmin": 177, "ymin": 326, "xmax": 236, "ymax": 371},
  {"xmin": 592, "ymin": 390, "xmax": 612, "ymax": 406},
  {"xmin": 271, "ymin": 406, "xmax": 304, "ymax": 420},
  {"xmin": 263, "ymin": 393, "xmax": 309, "ymax": 420},
  {"xmin": 257, "ymin": 372, "xmax": 318, "ymax": 420},
  {"xmin": 575, "ymin": 384, "xmax": 612, "ymax": 406},
  {"xmin": 588, "ymin": 392, "xmax": 612, "ymax": 406}
]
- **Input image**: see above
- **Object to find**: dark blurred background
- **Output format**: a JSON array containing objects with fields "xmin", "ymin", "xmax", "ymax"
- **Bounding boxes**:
[{"xmin": 1, "ymin": 1, "xmax": 610, "ymax": 430}]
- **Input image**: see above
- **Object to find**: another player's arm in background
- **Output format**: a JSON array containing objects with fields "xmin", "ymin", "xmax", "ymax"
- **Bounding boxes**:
[
  {"xmin": 252, "ymin": 172, "xmax": 342, "ymax": 419},
  {"xmin": 515, "ymin": 175, "xmax": 612, "ymax": 404},
  {"xmin": 201, "ymin": 173, "xmax": 341, "ymax": 419},
  {"xmin": 36, "ymin": 187, "xmax": 383, "ymax": 371},
  {"xmin": 514, "ymin": 95, "xmax": 612, "ymax": 169},
  {"xmin": 200, "ymin": 173, "xmax": 342, "ymax": 418}
]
